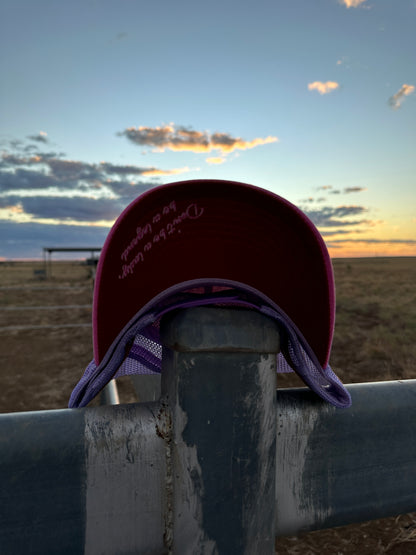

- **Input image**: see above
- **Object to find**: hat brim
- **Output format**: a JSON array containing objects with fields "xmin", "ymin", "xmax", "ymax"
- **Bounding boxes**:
[{"xmin": 93, "ymin": 179, "xmax": 335, "ymax": 367}]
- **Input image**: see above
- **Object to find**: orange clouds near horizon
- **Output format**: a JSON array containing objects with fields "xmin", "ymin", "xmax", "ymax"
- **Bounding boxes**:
[
  {"xmin": 326, "ymin": 241, "xmax": 416, "ymax": 258},
  {"xmin": 140, "ymin": 166, "xmax": 192, "ymax": 176}
]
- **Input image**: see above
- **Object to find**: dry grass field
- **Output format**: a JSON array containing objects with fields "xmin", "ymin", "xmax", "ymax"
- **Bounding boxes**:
[
  {"xmin": 278, "ymin": 256, "xmax": 416, "ymax": 391},
  {"xmin": 0, "ymin": 256, "xmax": 415, "ymax": 553}
]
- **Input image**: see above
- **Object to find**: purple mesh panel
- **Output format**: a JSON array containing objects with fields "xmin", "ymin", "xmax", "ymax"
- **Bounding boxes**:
[
  {"xmin": 116, "ymin": 336, "xmax": 162, "ymax": 376},
  {"xmin": 276, "ymin": 354, "xmax": 294, "ymax": 373}
]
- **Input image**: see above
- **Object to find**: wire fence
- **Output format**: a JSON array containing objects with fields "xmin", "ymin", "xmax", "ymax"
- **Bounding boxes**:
[{"xmin": 0, "ymin": 290, "xmax": 92, "ymax": 332}]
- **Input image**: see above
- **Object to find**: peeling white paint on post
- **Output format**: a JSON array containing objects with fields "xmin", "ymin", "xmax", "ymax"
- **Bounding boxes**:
[
  {"xmin": 275, "ymin": 400, "xmax": 332, "ymax": 535},
  {"xmin": 252, "ymin": 355, "xmax": 279, "ymax": 539},
  {"xmin": 160, "ymin": 307, "xmax": 280, "ymax": 554},
  {"xmin": 84, "ymin": 402, "xmax": 167, "ymax": 555},
  {"xmin": 276, "ymin": 380, "xmax": 416, "ymax": 534},
  {"xmin": 168, "ymin": 378, "xmax": 217, "ymax": 554}
]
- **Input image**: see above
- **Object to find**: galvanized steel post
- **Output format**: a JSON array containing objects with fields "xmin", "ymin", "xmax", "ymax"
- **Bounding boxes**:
[{"xmin": 159, "ymin": 307, "xmax": 280, "ymax": 554}]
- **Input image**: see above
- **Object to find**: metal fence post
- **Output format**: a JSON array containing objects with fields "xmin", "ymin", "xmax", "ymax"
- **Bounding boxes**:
[
  {"xmin": 159, "ymin": 306, "xmax": 280, "ymax": 554},
  {"xmin": 99, "ymin": 379, "xmax": 120, "ymax": 405}
]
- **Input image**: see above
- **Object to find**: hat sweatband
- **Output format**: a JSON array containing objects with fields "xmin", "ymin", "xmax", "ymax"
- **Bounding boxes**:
[{"xmin": 69, "ymin": 279, "xmax": 351, "ymax": 408}]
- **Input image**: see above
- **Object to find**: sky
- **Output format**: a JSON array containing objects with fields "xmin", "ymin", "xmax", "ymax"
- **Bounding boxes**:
[{"xmin": 1, "ymin": 0, "xmax": 415, "ymax": 259}]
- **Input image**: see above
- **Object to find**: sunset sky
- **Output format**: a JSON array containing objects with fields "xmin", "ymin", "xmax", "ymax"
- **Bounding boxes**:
[{"xmin": 1, "ymin": 0, "xmax": 415, "ymax": 259}]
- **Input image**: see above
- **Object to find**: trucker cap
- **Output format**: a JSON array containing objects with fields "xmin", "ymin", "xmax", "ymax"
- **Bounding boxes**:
[{"xmin": 69, "ymin": 179, "xmax": 351, "ymax": 408}]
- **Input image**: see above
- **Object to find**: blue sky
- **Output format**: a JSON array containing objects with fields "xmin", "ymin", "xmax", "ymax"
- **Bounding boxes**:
[{"xmin": 1, "ymin": 0, "xmax": 415, "ymax": 258}]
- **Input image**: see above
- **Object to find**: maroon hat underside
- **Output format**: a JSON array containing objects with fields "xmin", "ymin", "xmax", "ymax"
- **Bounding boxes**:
[{"xmin": 93, "ymin": 179, "xmax": 335, "ymax": 367}]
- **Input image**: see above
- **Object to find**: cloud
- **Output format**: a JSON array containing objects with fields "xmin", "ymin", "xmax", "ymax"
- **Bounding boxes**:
[
  {"xmin": 0, "ymin": 220, "xmax": 110, "ymax": 259},
  {"xmin": 339, "ymin": 0, "xmax": 367, "ymax": 7},
  {"xmin": 27, "ymin": 131, "xmax": 49, "ymax": 143},
  {"xmin": 99, "ymin": 162, "xmax": 191, "ymax": 177},
  {"xmin": 102, "ymin": 180, "xmax": 150, "ymax": 200},
  {"xmin": 0, "ymin": 168, "xmax": 59, "ymax": 191},
  {"xmin": 299, "ymin": 197, "xmax": 328, "ymax": 204},
  {"xmin": 99, "ymin": 162, "xmax": 154, "ymax": 176},
  {"xmin": 119, "ymin": 124, "xmax": 278, "ymax": 157},
  {"xmin": 141, "ymin": 167, "xmax": 192, "ymax": 176},
  {"xmin": 388, "ymin": 84, "xmax": 415, "ymax": 110},
  {"xmin": 13, "ymin": 195, "xmax": 128, "ymax": 222},
  {"xmin": 316, "ymin": 185, "xmax": 366, "ymax": 195},
  {"xmin": 0, "ymin": 134, "xmax": 202, "ymax": 256},
  {"xmin": 0, "ymin": 145, "xmax": 190, "ymax": 198},
  {"xmin": 329, "ymin": 187, "xmax": 366, "ymax": 194},
  {"xmin": 303, "ymin": 205, "xmax": 371, "ymax": 228},
  {"xmin": 206, "ymin": 157, "xmax": 226, "ymax": 165},
  {"xmin": 0, "ymin": 137, "xmax": 193, "ymax": 226},
  {"xmin": 47, "ymin": 158, "xmax": 96, "ymax": 179},
  {"xmin": 344, "ymin": 187, "xmax": 366, "ymax": 193},
  {"xmin": 308, "ymin": 81, "xmax": 340, "ymax": 95},
  {"xmin": 0, "ymin": 152, "xmax": 62, "ymax": 170},
  {"xmin": 321, "ymin": 229, "xmax": 362, "ymax": 237}
]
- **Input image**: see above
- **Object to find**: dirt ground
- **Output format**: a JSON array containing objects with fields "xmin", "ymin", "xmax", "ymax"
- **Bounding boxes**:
[{"xmin": 0, "ymin": 257, "xmax": 415, "ymax": 553}]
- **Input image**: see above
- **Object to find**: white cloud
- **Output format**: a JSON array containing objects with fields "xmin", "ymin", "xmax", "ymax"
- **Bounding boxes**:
[
  {"xmin": 308, "ymin": 81, "xmax": 340, "ymax": 95},
  {"xmin": 388, "ymin": 84, "xmax": 415, "ymax": 110},
  {"xmin": 206, "ymin": 157, "xmax": 226, "ymax": 165},
  {"xmin": 340, "ymin": 0, "xmax": 367, "ymax": 8}
]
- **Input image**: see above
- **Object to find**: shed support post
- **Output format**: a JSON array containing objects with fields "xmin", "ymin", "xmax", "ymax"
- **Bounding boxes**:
[{"xmin": 160, "ymin": 307, "xmax": 280, "ymax": 554}]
